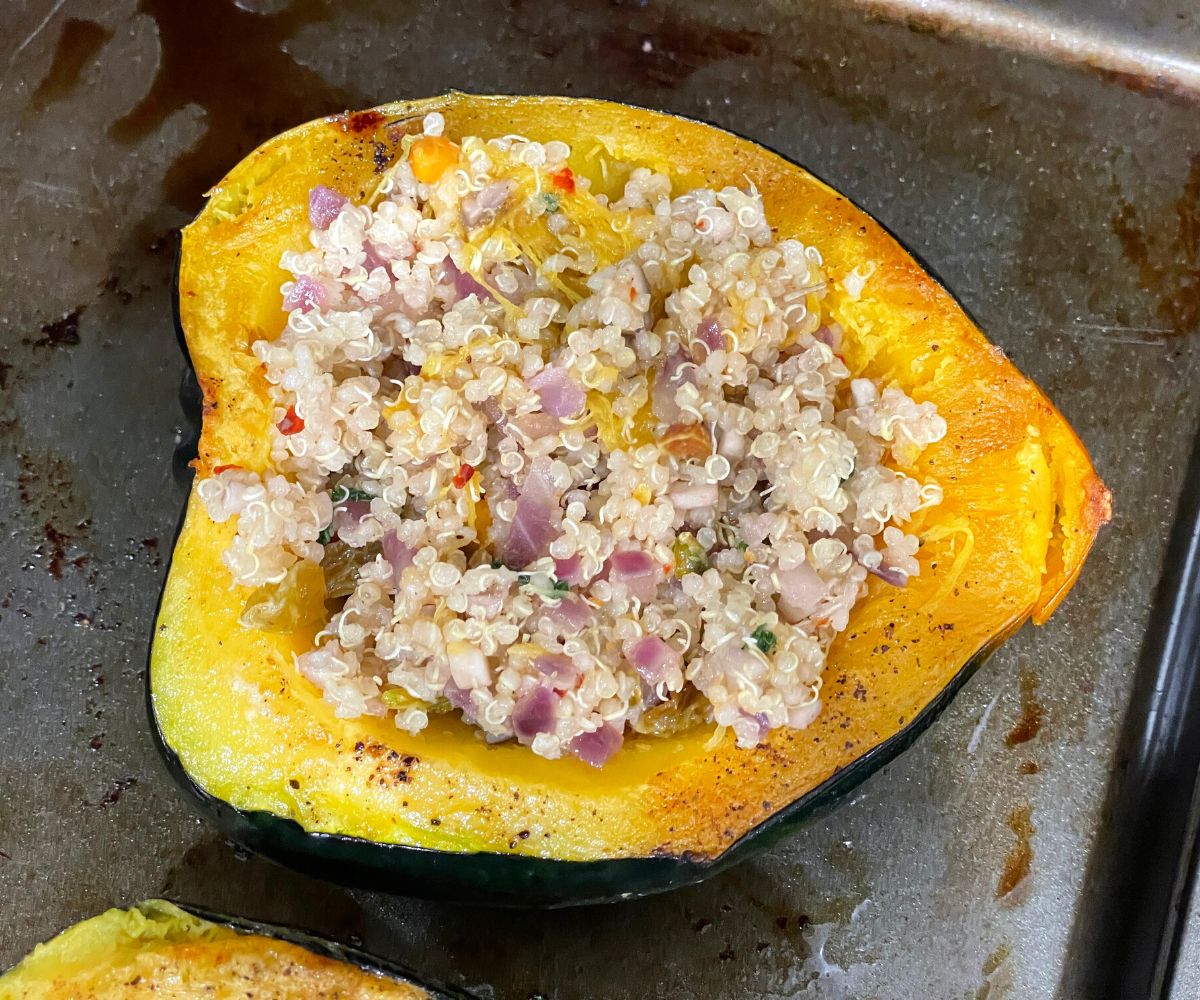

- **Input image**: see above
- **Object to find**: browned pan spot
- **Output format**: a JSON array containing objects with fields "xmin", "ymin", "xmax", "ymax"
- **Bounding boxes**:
[
  {"xmin": 1110, "ymin": 152, "xmax": 1200, "ymax": 336},
  {"xmin": 1005, "ymin": 667, "xmax": 1042, "ymax": 747},
  {"xmin": 26, "ymin": 18, "xmax": 114, "ymax": 114},
  {"xmin": 93, "ymin": 776, "xmax": 138, "ymax": 810},
  {"xmin": 975, "ymin": 941, "xmax": 1012, "ymax": 999},
  {"xmin": 586, "ymin": 1, "xmax": 765, "ymax": 89},
  {"xmin": 109, "ymin": 0, "xmax": 361, "ymax": 211},
  {"xmin": 23, "ymin": 307, "xmax": 84, "ymax": 348},
  {"xmin": 996, "ymin": 803, "xmax": 1034, "ymax": 898},
  {"xmin": 17, "ymin": 451, "xmax": 92, "ymax": 580}
]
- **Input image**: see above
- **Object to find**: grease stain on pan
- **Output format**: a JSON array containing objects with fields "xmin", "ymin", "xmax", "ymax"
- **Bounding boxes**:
[
  {"xmin": 26, "ymin": 18, "xmax": 113, "ymax": 114},
  {"xmin": 23, "ymin": 307, "xmax": 84, "ymax": 348},
  {"xmin": 1111, "ymin": 152, "xmax": 1200, "ymax": 336},
  {"xmin": 107, "ymin": 0, "xmax": 360, "ymax": 210},
  {"xmin": 1005, "ymin": 667, "xmax": 1043, "ymax": 748},
  {"xmin": 996, "ymin": 803, "xmax": 1034, "ymax": 899}
]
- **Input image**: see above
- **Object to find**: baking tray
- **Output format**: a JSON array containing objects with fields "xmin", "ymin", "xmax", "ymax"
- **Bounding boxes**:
[{"xmin": 2, "ymin": 1, "xmax": 1199, "ymax": 997}]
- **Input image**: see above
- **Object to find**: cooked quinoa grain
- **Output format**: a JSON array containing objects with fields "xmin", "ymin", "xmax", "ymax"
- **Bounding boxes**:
[{"xmin": 197, "ymin": 113, "xmax": 947, "ymax": 766}]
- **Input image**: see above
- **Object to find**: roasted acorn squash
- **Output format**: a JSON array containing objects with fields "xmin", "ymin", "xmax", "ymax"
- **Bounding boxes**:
[
  {"xmin": 0, "ymin": 899, "xmax": 457, "ymax": 998},
  {"xmin": 150, "ymin": 93, "xmax": 1110, "ymax": 905}
]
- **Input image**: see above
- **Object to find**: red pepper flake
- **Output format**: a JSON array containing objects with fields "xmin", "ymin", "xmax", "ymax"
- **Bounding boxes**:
[
  {"xmin": 550, "ymin": 167, "xmax": 575, "ymax": 194},
  {"xmin": 213, "ymin": 464, "xmax": 241, "ymax": 474},
  {"xmin": 452, "ymin": 462, "xmax": 475, "ymax": 488},
  {"xmin": 277, "ymin": 405, "xmax": 305, "ymax": 436}
]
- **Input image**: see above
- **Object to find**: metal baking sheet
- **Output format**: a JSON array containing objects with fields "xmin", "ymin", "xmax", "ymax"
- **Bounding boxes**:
[{"xmin": 2, "ymin": 1, "xmax": 1199, "ymax": 996}]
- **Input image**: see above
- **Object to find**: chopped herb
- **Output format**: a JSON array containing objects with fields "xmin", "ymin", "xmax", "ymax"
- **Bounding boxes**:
[
  {"xmin": 735, "ymin": 540, "xmax": 749, "ymax": 552},
  {"xmin": 317, "ymin": 526, "xmax": 335, "ymax": 545},
  {"xmin": 751, "ymin": 626, "xmax": 777, "ymax": 655},
  {"xmin": 490, "ymin": 559, "xmax": 505, "ymax": 570},
  {"xmin": 330, "ymin": 484, "xmax": 374, "ymax": 504},
  {"xmin": 552, "ymin": 579, "xmax": 571, "ymax": 593},
  {"xmin": 541, "ymin": 193, "xmax": 560, "ymax": 214},
  {"xmin": 672, "ymin": 532, "xmax": 709, "ymax": 577},
  {"xmin": 517, "ymin": 574, "xmax": 531, "ymax": 585}
]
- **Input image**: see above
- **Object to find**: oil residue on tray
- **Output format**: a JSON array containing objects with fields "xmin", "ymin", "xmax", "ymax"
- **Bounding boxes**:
[
  {"xmin": 996, "ymin": 804, "xmax": 1034, "ymax": 898},
  {"xmin": 27, "ymin": 18, "xmax": 113, "ymax": 114},
  {"xmin": 108, "ymin": 0, "xmax": 360, "ymax": 211},
  {"xmin": 975, "ymin": 942, "xmax": 1011, "ymax": 1000},
  {"xmin": 94, "ymin": 777, "xmax": 137, "ymax": 810},
  {"xmin": 24, "ymin": 308, "xmax": 84, "ymax": 349},
  {"xmin": 595, "ymin": 4, "xmax": 765, "ymax": 90},
  {"xmin": 1005, "ymin": 667, "xmax": 1042, "ymax": 747},
  {"xmin": 1111, "ymin": 152, "xmax": 1200, "ymax": 336}
]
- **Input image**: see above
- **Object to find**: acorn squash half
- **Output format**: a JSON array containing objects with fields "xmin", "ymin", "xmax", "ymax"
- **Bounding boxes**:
[
  {"xmin": 150, "ymin": 93, "xmax": 1110, "ymax": 906},
  {"xmin": 0, "ymin": 899, "xmax": 463, "ymax": 998}
]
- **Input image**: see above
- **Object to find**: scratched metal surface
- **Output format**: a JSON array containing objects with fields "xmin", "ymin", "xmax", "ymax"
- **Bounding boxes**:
[{"xmin": 1, "ymin": 1, "xmax": 1198, "ymax": 997}]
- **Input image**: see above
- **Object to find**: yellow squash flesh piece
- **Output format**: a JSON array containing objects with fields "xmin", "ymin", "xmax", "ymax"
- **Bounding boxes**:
[{"xmin": 0, "ymin": 900, "xmax": 425, "ymax": 999}]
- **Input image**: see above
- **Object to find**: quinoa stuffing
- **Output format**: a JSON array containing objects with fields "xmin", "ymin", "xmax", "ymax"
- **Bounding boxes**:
[{"xmin": 196, "ymin": 112, "xmax": 947, "ymax": 767}]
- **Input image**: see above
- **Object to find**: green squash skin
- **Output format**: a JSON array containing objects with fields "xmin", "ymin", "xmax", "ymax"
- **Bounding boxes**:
[
  {"xmin": 147, "ymin": 100, "xmax": 1028, "ymax": 906},
  {"xmin": 149, "ymin": 553, "xmax": 1000, "ymax": 906}
]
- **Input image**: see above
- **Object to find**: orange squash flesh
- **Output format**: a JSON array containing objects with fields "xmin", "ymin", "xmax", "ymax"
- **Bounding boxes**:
[
  {"xmin": 0, "ymin": 900, "xmax": 432, "ymax": 999},
  {"xmin": 152, "ymin": 93, "xmax": 1109, "ymax": 865}
]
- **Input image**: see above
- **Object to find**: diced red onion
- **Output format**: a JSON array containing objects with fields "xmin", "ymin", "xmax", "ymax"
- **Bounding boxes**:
[
  {"xmin": 554, "ymin": 554, "xmax": 584, "ymax": 586},
  {"xmin": 362, "ymin": 240, "xmax": 389, "ymax": 274},
  {"xmin": 534, "ymin": 654, "xmax": 579, "ymax": 691},
  {"xmin": 622, "ymin": 635, "xmax": 681, "ymax": 686},
  {"xmin": 607, "ymin": 549, "xmax": 661, "ymax": 604},
  {"xmin": 535, "ymin": 595, "xmax": 593, "ymax": 637},
  {"xmin": 569, "ymin": 724, "xmax": 623, "ymax": 767},
  {"xmin": 512, "ymin": 685, "xmax": 558, "ymax": 740},
  {"xmin": 776, "ymin": 561, "xmax": 825, "ymax": 623},
  {"xmin": 462, "ymin": 179, "xmax": 516, "ymax": 229},
  {"xmin": 738, "ymin": 514, "xmax": 775, "ymax": 548},
  {"xmin": 478, "ymin": 396, "xmax": 505, "ymax": 424},
  {"xmin": 527, "ymin": 366, "xmax": 586, "ymax": 419},
  {"xmin": 640, "ymin": 679, "xmax": 665, "ymax": 709},
  {"xmin": 283, "ymin": 275, "xmax": 325, "ymax": 313},
  {"xmin": 813, "ymin": 325, "xmax": 834, "ymax": 348},
  {"xmin": 444, "ymin": 680, "xmax": 477, "ymax": 722},
  {"xmin": 609, "ymin": 549, "xmax": 657, "ymax": 576},
  {"xmin": 308, "ymin": 185, "xmax": 347, "ymax": 230},
  {"xmin": 866, "ymin": 562, "xmax": 909, "ymax": 588},
  {"xmin": 500, "ymin": 460, "xmax": 560, "ymax": 569},
  {"xmin": 332, "ymin": 500, "xmax": 371, "ymax": 541},
  {"xmin": 695, "ymin": 316, "xmax": 724, "ymax": 352},
  {"xmin": 382, "ymin": 530, "xmax": 416, "ymax": 587},
  {"xmin": 651, "ymin": 346, "xmax": 696, "ymax": 422},
  {"xmin": 513, "ymin": 412, "xmax": 563, "ymax": 441},
  {"xmin": 466, "ymin": 589, "xmax": 505, "ymax": 620},
  {"xmin": 444, "ymin": 258, "xmax": 494, "ymax": 302}
]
